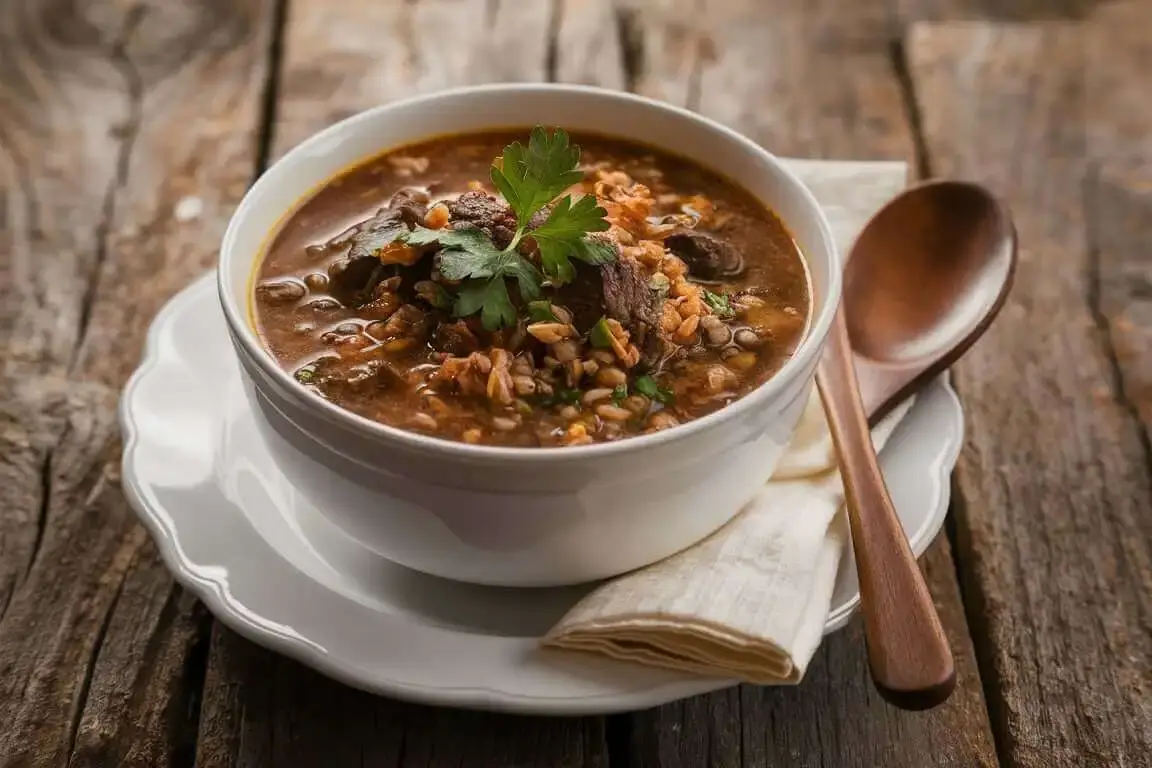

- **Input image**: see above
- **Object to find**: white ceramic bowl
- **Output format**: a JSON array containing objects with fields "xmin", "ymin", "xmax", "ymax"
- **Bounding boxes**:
[{"xmin": 218, "ymin": 84, "xmax": 840, "ymax": 587}]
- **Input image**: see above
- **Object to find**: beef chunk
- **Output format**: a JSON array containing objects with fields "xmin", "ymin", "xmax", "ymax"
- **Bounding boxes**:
[
  {"xmin": 378, "ymin": 304, "xmax": 432, "ymax": 343},
  {"xmin": 327, "ymin": 255, "xmax": 382, "ymax": 305},
  {"xmin": 312, "ymin": 357, "xmax": 405, "ymax": 397},
  {"xmin": 550, "ymin": 251, "xmax": 666, "ymax": 366},
  {"xmin": 347, "ymin": 209, "xmax": 405, "ymax": 263},
  {"xmin": 388, "ymin": 187, "xmax": 430, "ymax": 227},
  {"xmin": 602, "ymin": 258, "xmax": 658, "ymax": 329},
  {"xmin": 447, "ymin": 191, "xmax": 517, "ymax": 248},
  {"xmin": 431, "ymin": 319, "xmax": 480, "ymax": 356},
  {"xmin": 335, "ymin": 189, "xmax": 433, "ymax": 302},
  {"xmin": 553, "ymin": 252, "xmax": 659, "ymax": 332},
  {"xmin": 664, "ymin": 229, "xmax": 744, "ymax": 281},
  {"xmin": 550, "ymin": 265, "xmax": 606, "ymax": 332}
]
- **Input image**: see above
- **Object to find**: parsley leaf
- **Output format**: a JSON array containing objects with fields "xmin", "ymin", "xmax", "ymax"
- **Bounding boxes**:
[
  {"xmin": 348, "ymin": 210, "xmax": 408, "ymax": 261},
  {"xmin": 702, "ymin": 289, "xmax": 735, "ymax": 319},
  {"xmin": 590, "ymin": 317, "xmax": 615, "ymax": 348},
  {"xmin": 406, "ymin": 225, "xmax": 542, "ymax": 307},
  {"xmin": 530, "ymin": 194, "xmax": 611, "ymax": 241},
  {"xmin": 402, "ymin": 225, "xmax": 464, "ymax": 247},
  {"xmin": 611, "ymin": 383, "xmax": 628, "ymax": 404},
  {"xmin": 456, "ymin": 279, "xmax": 517, "ymax": 331},
  {"xmin": 531, "ymin": 195, "xmax": 615, "ymax": 283},
  {"xmin": 570, "ymin": 236, "xmax": 618, "ymax": 265},
  {"xmin": 430, "ymin": 230, "xmax": 505, "ymax": 280},
  {"xmin": 491, "ymin": 127, "xmax": 586, "ymax": 228},
  {"xmin": 527, "ymin": 300, "xmax": 558, "ymax": 323},
  {"xmin": 634, "ymin": 374, "xmax": 675, "ymax": 405}
]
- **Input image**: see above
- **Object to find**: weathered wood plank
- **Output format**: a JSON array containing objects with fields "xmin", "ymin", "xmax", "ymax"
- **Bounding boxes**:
[
  {"xmin": 1087, "ymin": 169, "xmax": 1152, "ymax": 439},
  {"xmin": 197, "ymin": 625, "xmax": 609, "ymax": 768},
  {"xmin": 555, "ymin": 0, "xmax": 628, "ymax": 90},
  {"xmin": 0, "ymin": 0, "xmax": 276, "ymax": 766},
  {"xmin": 1087, "ymin": 0, "xmax": 1152, "ymax": 452},
  {"xmin": 908, "ymin": 15, "xmax": 1152, "ymax": 766},
  {"xmin": 0, "ymin": 377, "xmax": 127, "ymax": 767},
  {"xmin": 274, "ymin": 0, "xmax": 553, "ymax": 157},
  {"xmin": 897, "ymin": 0, "xmax": 1108, "ymax": 22}
]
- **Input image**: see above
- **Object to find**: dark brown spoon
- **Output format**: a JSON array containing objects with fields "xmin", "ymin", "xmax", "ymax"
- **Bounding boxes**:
[{"xmin": 818, "ymin": 180, "xmax": 1017, "ymax": 710}]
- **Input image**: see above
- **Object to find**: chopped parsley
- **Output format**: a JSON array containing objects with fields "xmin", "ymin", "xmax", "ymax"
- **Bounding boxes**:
[
  {"xmin": 590, "ymin": 316, "xmax": 615, "ymax": 348},
  {"xmin": 527, "ymin": 300, "xmax": 559, "ymax": 323},
  {"xmin": 634, "ymin": 374, "xmax": 675, "ymax": 405},
  {"xmin": 398, "ymin": 127, "xmax": 614, "ymax": 330},
  {"xmin": 702, "ymin": 289, "xmax": 735, "ymax": 319},
  {"xmin": 611, "ymin": 383, "xmax": 629, "ymax": 404}
]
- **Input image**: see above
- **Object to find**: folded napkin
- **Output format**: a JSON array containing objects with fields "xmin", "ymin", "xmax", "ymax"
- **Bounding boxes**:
[{"xmin": 542, "ymin": 159, "xmax": 909, "ymax": 684}]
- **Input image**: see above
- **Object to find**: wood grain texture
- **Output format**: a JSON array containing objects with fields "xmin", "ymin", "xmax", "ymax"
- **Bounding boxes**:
[
  {"xmin": 0, "ymin": 0, "xmax": 275, "ymax": 766},
  {"xmin": 197, "ymin": 625, "xmax": 608, "ymax": 768},
  {"xmin": 1087, "ymin": 0, "xmax": 1152, "ymax": 461},
  {"xmin": 908, "ymin": 12, "xmax": 1152, "ymax": 766},
  {"xmin": 274, "ymin": 0, "xmax": 553, "ymax": 157}
]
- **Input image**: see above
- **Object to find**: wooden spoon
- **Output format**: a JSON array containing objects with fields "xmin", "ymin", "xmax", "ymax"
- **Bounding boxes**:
[{"xmin": 818, "ymin": 180, "xmax": 1017, "ymax": 711}]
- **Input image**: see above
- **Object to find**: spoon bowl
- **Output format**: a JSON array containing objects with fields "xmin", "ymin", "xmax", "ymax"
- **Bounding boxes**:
[{"xmin": 849, "ymin": 180, "xmax": 1017, "ymax": 423}]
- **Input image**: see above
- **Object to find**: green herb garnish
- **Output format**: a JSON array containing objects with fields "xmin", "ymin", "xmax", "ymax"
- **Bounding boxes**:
[
  {"xmin": 702, "ymin": 289, "xmax": 734, "ymax": 319},
  {"xmin": 528, "ymin": 195, "xmax": 616, "ymax": 284},
  {"xmin": 453, "ymin": 276, "xmax": 519, "ymax": 330},
  {"xmin": 634, "ymin": 374, "xmax": 675, "ymax": 405},
  {"xmin": 491, "ymin": 128, "xmax": 585, "ymax": 228},
  {"xmin": 399, "ymin": 127, "xmax": 613, "ymax": 330},
  {"xmin": 590, "ymin": 316, "xmax": 615, "ymax": 348},
  {"xmin": 493, "ymin": 128, "xmax": 615, "ymax": 285},
  {"xmin": 294, "ymin": 367, "xmax": 316, "ymax": 384},
  {"xmin": 527, "ymin": 300, "xmax": 559, "ymax": 323},
  {"xmin": 611, "ymin": 383, "xmax": 629, "ymax": 404},
  {"xmin": 403, "ymin": 226, "xmax": 540, "ymax": 329}
]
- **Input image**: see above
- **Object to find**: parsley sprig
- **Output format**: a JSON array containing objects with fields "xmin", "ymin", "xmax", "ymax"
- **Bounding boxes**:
[{"xmin": 403, "ymin": 127, "xmax": 615, "ymax": 330}]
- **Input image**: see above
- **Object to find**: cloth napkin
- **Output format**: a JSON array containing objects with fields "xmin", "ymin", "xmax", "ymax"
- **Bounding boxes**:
[{"xmin": 542, "ymin": 159, "xmax": 909, "ymax": 684}]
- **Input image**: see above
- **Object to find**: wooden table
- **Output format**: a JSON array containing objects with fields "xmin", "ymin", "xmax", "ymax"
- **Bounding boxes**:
[{"xmin": 2, "ymin": 0, "xmax": 1149, "ymax": 765}]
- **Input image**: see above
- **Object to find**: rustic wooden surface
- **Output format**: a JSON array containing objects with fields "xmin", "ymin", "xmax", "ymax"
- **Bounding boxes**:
[{"xmin": 0, "ymin": 0, "xmax": 1147, "ymax": 766}]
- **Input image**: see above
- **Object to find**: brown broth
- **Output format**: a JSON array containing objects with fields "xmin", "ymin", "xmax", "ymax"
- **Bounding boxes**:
[{"xmin": 253, "ymin": 130, "xmax": 810, "ymax": 446}]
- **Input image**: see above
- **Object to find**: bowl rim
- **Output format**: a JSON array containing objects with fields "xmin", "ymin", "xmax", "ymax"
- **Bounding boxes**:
[{"xmin": 217, "ymin": 82, "xmax": 841, "ymax": 463}]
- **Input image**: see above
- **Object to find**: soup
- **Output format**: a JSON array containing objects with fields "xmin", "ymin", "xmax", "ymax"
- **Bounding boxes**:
[{"xmin": 252, "ymin": 128, "xmax": 810, "ymax": 447}]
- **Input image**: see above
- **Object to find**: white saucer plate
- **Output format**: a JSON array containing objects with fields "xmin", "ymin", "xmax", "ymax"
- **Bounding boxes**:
[{"xmin": 121, "ymin": 274, "xmax": 963, "ymax": 715}]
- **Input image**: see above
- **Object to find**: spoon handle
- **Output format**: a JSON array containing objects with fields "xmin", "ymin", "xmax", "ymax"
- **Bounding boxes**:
[{"xmin": 816, "ymin": 307, "xmax": 956, "ymax": 710}]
